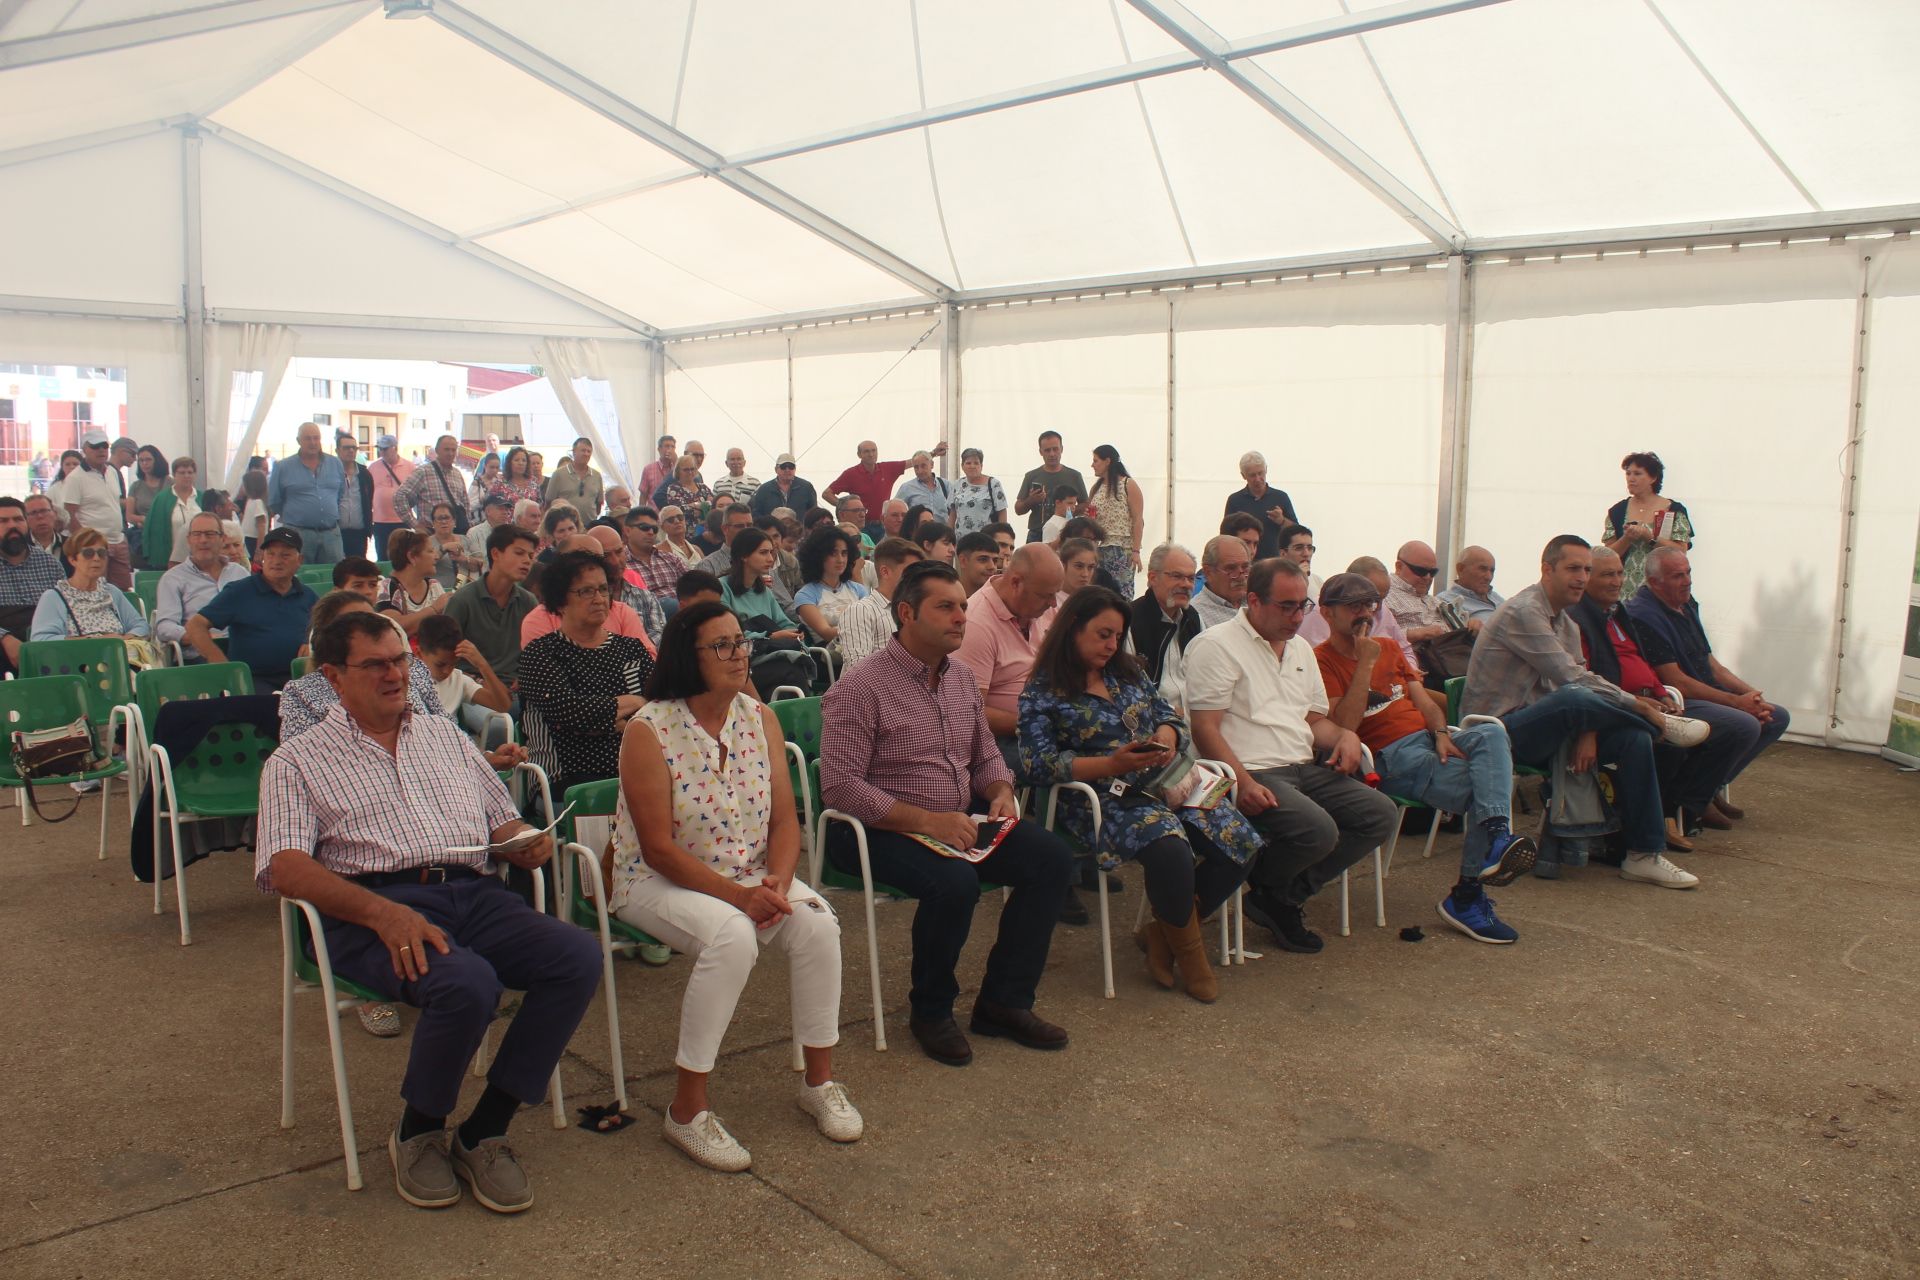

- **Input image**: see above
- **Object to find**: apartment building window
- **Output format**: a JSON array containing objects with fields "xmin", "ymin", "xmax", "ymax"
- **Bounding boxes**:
[
  {"xmin": 344, "ymin": 382, "xmax": 369, "ymax": 401},
  {"xmin": 409, "ymin": 388, "xmax": 426, "ymax": 405},
  {"xmin": 312, "ymin": 413, "xmax": 332, "ymax": 426},
  {"xmin": 0, "ymin": 399, "xmax": 14, "ymax": 421},
  {"xmin": 311, "ymin": 378, "xmax": 332, "ymax": 398},
  {"xmin": 377, "ymin": 385, "xmax": 403, "ymax": 404},
  {"xmin": 412, "ymin": 418, "xmax": 429, "ymax": 434}
]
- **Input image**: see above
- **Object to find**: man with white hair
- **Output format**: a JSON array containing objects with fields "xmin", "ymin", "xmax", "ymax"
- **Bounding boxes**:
[
  {"xmin": 1192, "ymin": 535, "xmax": 1251, "ymax": 630},
  {"xmin": 710, "ymin": 447, "xmax": 760, "ymax": 503},
  {"xmin": 894, "ymin": 451, "xmax": 953, "ymax": 524},
  {"xmin": 268, "ymin": 421, "xmax": 348, "ymax": 565},
  {"xmin": 1222, "ymin": 451, "xmax": 1296, "ymax": 560},
  {"xmin": 1131, "ymin": 543, "xmax": 1202, "ymax": 709},
  {"xmin": 511, "ymin": 498, "xmax": 542, "ymax": 536},
  {"xmin": 1438, "ymin": 544, "xmax": 1504, "ymax": 631}
]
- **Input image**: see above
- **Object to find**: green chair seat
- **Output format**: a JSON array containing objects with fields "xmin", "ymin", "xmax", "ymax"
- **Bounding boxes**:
[
  {"xmin": 771, "ymin": 695, "xmax": 823, "ymax": 760},
  {"xmin": 288, "ymin": 908, "xmax": 382, "ymax": 1002},
  {"xmin": 165, "ymin": 722, "xmax": 277, "ymax": 817}
]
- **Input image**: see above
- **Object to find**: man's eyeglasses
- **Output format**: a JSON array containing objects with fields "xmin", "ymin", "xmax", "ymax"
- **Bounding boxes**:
[
  {"xmin": 340, "ymin": 655, "xmax": 411, "ymax": 676},
  {"xmin": 698, "ymin": 636, "xmax": 755, "ymax": 659},
  {"xmin": 1269, "ymin": 597, "xmax": 1315, "ymax": 615},
  {"xmin": 1403, "ymin": 563, "xmax": 1439, "ymax": 578},
  {"xmin": 1290, "ymin": 544, "xmax": 1317, "ymax": 554}
]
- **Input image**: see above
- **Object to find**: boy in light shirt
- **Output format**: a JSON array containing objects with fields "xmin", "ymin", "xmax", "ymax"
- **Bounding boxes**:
[
  {"xmin": 1040, "ymin": 486, "xmax": 1079, "ymax": 545},
  {"xmin": 416, "ymin": 614, "xmax": 511, "ymax": 719}
]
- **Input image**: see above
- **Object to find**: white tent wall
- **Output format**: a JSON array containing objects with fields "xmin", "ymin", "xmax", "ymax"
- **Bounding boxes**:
[
  {"xmin": 0, "ymin": 131, "xmax": 184, "ymax": 306},
  {"xmin": 789, "ymin": 318, "xmax": 942, "ymax": 486},
  {"xmin": 1463, "ymin": 243, "xmax": 1863, "ymax": 743},
  {"xmin": 1170, "ymin": 268, "xmax": 1446, "ymax": 574},
  {"xmin": 0, "ymin": 312, "xmax": 188, "ymax": 456},
  {"xmin": 662, "ymin": 335, "xmax": 790, "ymax": 486}
]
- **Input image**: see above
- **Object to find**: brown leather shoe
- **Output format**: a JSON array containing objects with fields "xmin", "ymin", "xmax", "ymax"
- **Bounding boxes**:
[
  {"xmin": 1695, "ymin": 806, "xmax": 1733, "ymax": 831},
  {"xmin": 1710, "ymin": 796, "xmax": 1745, "ymax": 821},
  {"xmin": 908, "ymin": 1015, "xmax": 973, "ymax": 1067},
  {"xmin": 1161, "ymin": 905, "xmax": 1219, "ymax": 1003},
  {"xmin": 1664, "ymin": 815, "xmax": 1695, "ymax": 853},
  {"xmin": 968, "ymin": 1000, "xmax": 1069, "ymax": 1051},
  {"xmin": 1137, "ymin": 921, "xmax": 1176, "ymax": 989}
]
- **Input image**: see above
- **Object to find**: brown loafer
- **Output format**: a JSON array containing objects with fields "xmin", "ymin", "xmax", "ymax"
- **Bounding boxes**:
[
  {"xmin": 908, "ymin": 1014, "xmax": 973, "ymax": 1067},
  {"xmin": 1711, "ymin": 796, "xmax": 1745, "ymax": 822},
  {"xmin": 1664, "ymin": 816, "xmax": 1695, "ymax": 853},
  {"xmin": 1695, "ymin": 806, "xmax": 1733, "ymax": 831},
  {"xmin": 968, "ymin": 1000, "xmax": 1068, "ymax": 1051}
]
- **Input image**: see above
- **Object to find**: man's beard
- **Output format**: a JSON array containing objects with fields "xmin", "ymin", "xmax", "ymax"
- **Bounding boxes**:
[{"xmin": 0, "ymin": 530, "xmax": 27, "ymax": 557}]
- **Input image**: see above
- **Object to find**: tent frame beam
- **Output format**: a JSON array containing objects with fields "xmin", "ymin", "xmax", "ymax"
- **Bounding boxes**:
[
  {"xmin": 1125, "ymin": 0, "xmax": 1465, "ymax": 249},
  {"xmin": 200, "ymin": 124, "xmax": 664, "ymax": 339},
  {"xmin": 429, "ymin": 0, "xmax": 956, "ymax": 302},
  {"xmin": 1433, "ymin": 254, "xmax": 1473, "ymax": 572},
  {"xmin": 207, "ymin": 307, "xmax": 644, "ymax": 340},
  {"xmin": 182, "ymin": 126, "xmax": 209, "ymax": 469},
  {"xmin": 0, "ymin": 0, "xmax": 367, "ymax": 70}
]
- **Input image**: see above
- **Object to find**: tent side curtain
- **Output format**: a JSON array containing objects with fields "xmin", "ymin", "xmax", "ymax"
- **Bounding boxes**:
[
  {"xmin": 215, "ymin": 322, "xmax": 296, "ymax": 491},
  {"xmin": 536, "ymin": 338, "xmax": 629, "ymax": 488}
]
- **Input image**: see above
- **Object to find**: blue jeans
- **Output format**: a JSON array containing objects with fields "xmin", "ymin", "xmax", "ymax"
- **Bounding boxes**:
[
  {"xmin": 1375, "ymin": 721, "xmax": 1514, "ymax": 880},
  {"xmin": 1500, "ymin": 686, "xmax": 1663, "ymax": 855},
  {"xmin": 285, "ymin": 525, "xmax": 343, "ymax": 565}
]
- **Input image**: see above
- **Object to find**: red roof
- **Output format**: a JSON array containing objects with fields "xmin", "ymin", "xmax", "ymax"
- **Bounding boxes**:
[{"xmin": 446, "ymin": 363, "xmax": 541, "ymax": 395}]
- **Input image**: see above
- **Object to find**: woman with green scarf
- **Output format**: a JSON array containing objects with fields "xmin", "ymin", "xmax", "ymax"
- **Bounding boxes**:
[{"xmin": 143, "ymin": 456, "xmax": 207, "ymax": 568}]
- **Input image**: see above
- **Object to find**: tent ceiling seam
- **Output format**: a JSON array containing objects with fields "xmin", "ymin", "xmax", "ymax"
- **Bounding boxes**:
[
  {"xmin": 428, "ymin": 0, "xmax": 955, "ymax": 302},
  {"xmin": 0, "ymin": 117, "xmax": 187, "ymax": 170},
  {"xmin": 668, "ymin": 0, "xmax": 696, "ymax": 131},
  {"xmin": 1111, "ymin": 0, "xmax": 1196, "ymax": 268},
  {"xmin": 908, "ymin": 0, "xmax": 964, "ymax": 290},
  {"xmin": 1124, "ymin": 0, "xmax": 1464, "ymax": 250},
  {"xmin": 1339, "ymin": 0, "xmax": 1463, "ymax": 232},
  {"xmin": 201, "ymin": 123, "xmax": 664, "ymax": 337},
  {"xmin": 1642, "ymin": 0, "xmax": 1820, "ymax": 212},
  {"xmin": 190, "ymin": 0, "xmax": 375, "ymax": 125}
]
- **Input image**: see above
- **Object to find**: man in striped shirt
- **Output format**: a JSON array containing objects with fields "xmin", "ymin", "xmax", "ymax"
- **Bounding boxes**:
[{"xmin": 257, "ymin": 611, "xmax": 600, "ymax": 1214}]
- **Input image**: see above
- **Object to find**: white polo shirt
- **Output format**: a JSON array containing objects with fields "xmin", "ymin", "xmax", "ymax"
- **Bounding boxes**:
[
  {"xmin": 1184, "ymin": 611, "xmax": 1325, "ymax": 770},
  {"xmin": 60, "ymin": 465, "xmax": 126, "ymax": 543}
]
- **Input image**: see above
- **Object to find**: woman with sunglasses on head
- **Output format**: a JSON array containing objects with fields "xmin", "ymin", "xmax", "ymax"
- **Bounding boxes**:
[
  {"xmin": 28, "ymin": 526, "xmax": 148, "ymax": 643},
  {"xmin": 607, "ymin": 601, "xmax": 859, "ymax": 1172},
  {"xmin": 1017, "ymin": 587, "xmax": 1260, "ymax": 1002}
]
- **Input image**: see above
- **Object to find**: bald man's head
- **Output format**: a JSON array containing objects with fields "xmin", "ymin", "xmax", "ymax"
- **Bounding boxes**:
[
  {"xmin": 1393, "ymin": 540, "xmax": 1439, "ymax": 595},
  {"xmin": 1454, "ymin": 544, "xmax": 1497, "ymax": 596},
  {"xmin": 1000, "ymin": 543, "xmax": 1064, "ymax": 620},
  {"xmin": 561, "ymin": 534, "xmax": 604, "ymax": 557}
]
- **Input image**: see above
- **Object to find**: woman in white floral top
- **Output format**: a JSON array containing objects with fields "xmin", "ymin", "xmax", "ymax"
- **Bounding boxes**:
[
  {"xmin": 608, "ymin": 600, "xmax": 861, "ymax": 1172},
  {"xmin": 949, "ymin": 447, "xmax": 1007, "ymax": 537}
]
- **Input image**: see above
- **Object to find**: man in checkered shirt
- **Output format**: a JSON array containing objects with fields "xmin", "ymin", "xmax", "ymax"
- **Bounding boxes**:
[{"xmin": 257, "ymin": 611, "xmax": 600, "ymax": 1214}]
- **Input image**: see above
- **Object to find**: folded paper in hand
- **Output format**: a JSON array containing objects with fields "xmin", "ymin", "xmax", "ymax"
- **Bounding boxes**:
[
  {"xmin": 905, "ymin": 815, "xmax": 1016, "ymax": 863},
  {"xmin": 444, "ymin": 802, "xmax": 575, "ymax": 857}
]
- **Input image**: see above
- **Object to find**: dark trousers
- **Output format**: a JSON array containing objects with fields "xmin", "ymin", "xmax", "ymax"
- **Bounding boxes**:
[
  {"xmin": 827, "ymin": 814, "xmax": 1073, "ymax": 1020},
  {"xmin": 1684, "ymin": 698, "xmax": 1790, "ymax": 788},
  {"xmin": 320, "ymin": 875, "xmax": 601, "ymax": 1118},
  {"xmin": 1244, "ymin": 764, "xmax": 1400, "ymax": 907},
  {"xmin": 371, "ymin": 522, "xmax": 404, "ymax": 563},
  {"xmin": 1502, "ymin": 685, "xmax": 1663, "ymax": 854},
  {"xmin": 341, "ymin": 526, "xmax": 369, "ymax": 560},
  {"xmin": 1135, "ymin": 831, "xmax": 1253, "ymax": 922}
]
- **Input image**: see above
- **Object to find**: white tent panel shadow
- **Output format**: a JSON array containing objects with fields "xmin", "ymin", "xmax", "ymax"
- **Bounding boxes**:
[{"xmin": 0, "ymin": 131, "xmax": 183, "ymax": 306}]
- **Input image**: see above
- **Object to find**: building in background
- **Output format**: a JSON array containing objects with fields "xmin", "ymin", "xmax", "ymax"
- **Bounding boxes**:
[{"xmin": 0, "ymin": 364, "xmax": 130, "ymax": 495}]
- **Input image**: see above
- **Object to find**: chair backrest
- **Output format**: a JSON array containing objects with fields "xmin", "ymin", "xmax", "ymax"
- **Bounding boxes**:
[
  {"xmin": 559, "ymin": 777, "xmax": 621, "ymax": 844},
  {"xmin": 134, "ymin": 662, "xmax": 256, "ymax": 735},
  {"xmin": 1444, "ymin": 676, "xmax": 1465, "ymax": 727},
  {"xmin": 771, "ymin": 695, "xmax": 823, "ymax": 760},
  {"xmin": 289, "ymin": 657, "xmax": 311, "ymax": 679},
  {"xmin": 15, "ymin": 638, "xmax": 134, "ymax": 727},
  {"xmin": 169, "ymin": 717, "xmax": 277, "ymax": 805},
  {"xmin": 133, "ymin": 570, "xmax": 166, "ymax": 615},
  {"xmin": 296, "ymin": 565, "xmax": 335, "ymax": 589},
  {"xmin": 0, "ymin": 676, "xmax": 93, "ymax": 784}
]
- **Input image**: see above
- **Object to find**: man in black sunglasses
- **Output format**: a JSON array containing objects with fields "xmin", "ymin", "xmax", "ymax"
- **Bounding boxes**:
[{"xmin": 1387, "ymin": 540, "xmax": 1451, "ymax": 644}]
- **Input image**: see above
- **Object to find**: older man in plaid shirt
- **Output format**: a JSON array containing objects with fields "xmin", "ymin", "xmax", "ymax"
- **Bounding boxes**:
[{"xmin": 257, "ymin": 611, "xmax": 599, "ymax": 1214}]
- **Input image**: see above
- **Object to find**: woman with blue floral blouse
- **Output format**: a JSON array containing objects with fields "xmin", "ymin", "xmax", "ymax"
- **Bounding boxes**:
[{"xmin": 1017, "ymin": 586, "xmax": 1260, "ymax": 1002}]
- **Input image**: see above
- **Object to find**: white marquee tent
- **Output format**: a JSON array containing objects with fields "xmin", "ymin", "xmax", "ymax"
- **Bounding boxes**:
[{"xmin": 3, "ymin": 0, "xmax": 1918, "ymax": 750}]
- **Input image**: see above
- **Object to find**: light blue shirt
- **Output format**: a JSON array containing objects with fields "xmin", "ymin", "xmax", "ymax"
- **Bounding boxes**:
[
  {"xmin": 154, "ymin": 559, "xmax": 251, "ymax": 647},
  {"xmin": 894, "ymin": 473, "xmax": 953, "ymax": 523},
  {"xmin": 267, "ymin": 453, "xmax": 346, "ymax": 530},
  {"xmin": 1438, "ymin": 582, "xmax": 1505, "ymax": 623}
]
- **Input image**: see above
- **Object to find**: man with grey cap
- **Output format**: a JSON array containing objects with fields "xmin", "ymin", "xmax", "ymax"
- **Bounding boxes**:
[
  {"xmin": 749, "ymin": 453, "xmax": 816, "ymax": 519},
  {"xmin": 62, "ymin": 428, "xmax": 135, "ymax": 587},
  {"xmin": 464, "ymin": 492, "xmax": 514, "ymax": 563},
  {"xmin": 1314, "ymin": 572, "xmax": 1535, "ymax": 944},
  {"xmin": 268, "ymin": 421, "xmax": 347, "ymax": 565},
  {"xmin": 369, "ymin": 433, "xmax": 414, "ymax": 560}
]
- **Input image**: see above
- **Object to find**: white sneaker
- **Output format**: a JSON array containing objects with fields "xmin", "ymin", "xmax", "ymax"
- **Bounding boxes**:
[
  {"xmin": 796, "ymin": 1080, "xmax": 864, "ymax": 1143},
  {"xmin": 1621, "ymin": 852, "xmax": 1700, "ymax": 889},
  {"xmin": 662, "ymin": 1108, "xmax": 751, "ymax": 1172},
  {"xmin": 1661, "ymin": 715, "xmax": 1711, "ymax": 748}
]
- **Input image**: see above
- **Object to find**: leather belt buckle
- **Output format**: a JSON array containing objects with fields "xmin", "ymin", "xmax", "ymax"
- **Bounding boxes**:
[{"xmin": 419, "ymin": 865, "xmax": 451, "ymax": 884}]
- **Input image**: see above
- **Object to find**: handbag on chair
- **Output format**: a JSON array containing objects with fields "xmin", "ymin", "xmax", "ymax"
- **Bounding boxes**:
[{"xmin": 9, "ymin": 718, "xmax": 103, "ymax": 823}]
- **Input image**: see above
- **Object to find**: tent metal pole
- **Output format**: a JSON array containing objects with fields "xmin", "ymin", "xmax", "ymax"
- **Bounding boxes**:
[
  {"xmin": 650, "ymin": 340, "xmax": 667, "ymax": 448},
  {"xmin": 1823, "ymin": 251, "xmax": 1873, "ymax": 743},
  {"xmin": 786, "ymin": 337, "xmax": 796, "ymax": 461},
  {"xmin": 1164, "ymin": 301, "xmax": 1177, "ymax": 548},
  {"xmin": 940, "ymin": 304, "xmax": 961, "ymax": 480},
  {"xmin": 181, "ymin": 126, "xmax": 209, "ymax": 471},
  {"xmin": 0, "ymin": 0, "xmax": 364, "ymax": 70},
  {"xmin": 1433, "ymin": 254, "xmax": 1473, "ymax": 572}
]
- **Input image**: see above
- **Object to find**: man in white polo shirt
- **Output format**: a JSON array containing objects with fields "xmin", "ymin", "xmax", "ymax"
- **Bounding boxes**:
[
  {"xmin": 1185, "ymin": 556, "xmax": 1398, "ymax": 955},
  {"xmin": 62, "ymin": 427, "xmax": 134, "ymax": 588}
]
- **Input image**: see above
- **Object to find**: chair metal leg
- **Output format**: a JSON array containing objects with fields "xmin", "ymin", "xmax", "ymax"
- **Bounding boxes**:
[
  {"xmin": 1096, "ymin": 867, "xmax": 1114, "ymax": 1000},
  {"xmin": 19, "ymin": 783, "xmax": 30, "ymax": 826},
  {"xmin": 547, "ymin": 1066, "xmax": 566, "ymax": 1129},
  {"xmin": 791, "ymin": 1039, "xmax": 806, "ymax": 1071},
  {"xmin": 279, "ymin": 904, "xmax": 298, "ymax": 1132},
  {"xmin": 1373, "ymin": 848, "xmax": 1387, "ymax": 928},
  {"xmin": 572, "ymin": 843, "xmax": 629, "ymax": 1113},
  {"xmin": 96, "ymin": 767, "xmax": 111, "ymax": 860},
  {"xmin": 299, "ymin": 901, "xmax": 363, "ymax": 1191},
  {"xmin": 1339, "ymin": 870, "xmax": 1351, "ymax": 937},
  {"xmin": 1420, "ymin": 818, "xmax": 1441, "ymax": 861},
  {"xmin": 821, "ymin": 811, "xmax": 887, "ymax": 1052}
]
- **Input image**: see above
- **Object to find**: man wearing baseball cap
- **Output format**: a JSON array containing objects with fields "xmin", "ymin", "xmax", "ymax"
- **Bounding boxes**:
[
  {"xmin": 1313, "ymin": 572, "xmax": 1536, "ymax": 945},
  {"xmin": 749, "ymin": 453, "xmax": 817, "ymax": 519},
  {"xmin": 61, "ymin": 428, "xmax": 135, "ymax": 588},
  {"xmin": 184, "ymin": 526, "xmax": 319, "ymax": 691},
  {"xmin": 369, "ymin": 433, "xmax": 414, "ymax": 561},
  {"xmin": 463, "ymin": 491, "xmax": 513, "ymax": 564}
]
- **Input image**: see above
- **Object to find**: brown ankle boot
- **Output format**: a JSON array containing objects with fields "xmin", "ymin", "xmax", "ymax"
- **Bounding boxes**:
[
  {"xmin": 1162, "ymin": 906, "xmax": 1218, "ymax": 1003},
  {"xmin": 1138, "ymin": 921, "xmax": 1176, "ymax": 989}
]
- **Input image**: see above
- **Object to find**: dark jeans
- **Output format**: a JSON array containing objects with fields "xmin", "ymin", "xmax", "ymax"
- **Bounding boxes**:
[
  {"xmin": 1244, "ymin": 763, "xmax": 1399, "ymax": 907},
  {"xmin": 1501, "ymin": 686, "xmax": 1663, "ymax": 855},
  {"xmin": 320, "ymin": 875, "xmax": 601, "ymax": 1117},
  {"xmin": 341, "ymin": 526, "xmax": 369, "ymax": 559},
  {"xmin": 1135, "ymin": 831, "xmax": 1252, "ymax": 922},
  {"xmin": 1684, "ymin": 698, "xmax": 1790, "ymax": 789},
  {"xmin": 371, "ymin": 522, "xmax": 404, "ymax": 563},
  {"xmin": 826, "ymin": 813, "xmax": 1073, "ymax": 1020}
]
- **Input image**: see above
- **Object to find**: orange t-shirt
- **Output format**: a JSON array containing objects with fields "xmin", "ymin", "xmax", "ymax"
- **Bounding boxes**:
[{"xmin": 1314, "ymin": 640, "xmax": 1428, "ymax": 754}]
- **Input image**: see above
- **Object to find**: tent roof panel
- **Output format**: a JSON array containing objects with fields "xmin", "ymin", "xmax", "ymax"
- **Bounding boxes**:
[
  {"xmin": 0, "ymin": 5, "xmax": 349, "ymax": 152},
  {"xmin": 0, "ymin": 130, "xmax": 183, "ymax": 305},
  {"xmin": 211, "ymin": 13, "xmax": 687, "ymax": 237},
  {"xmin": 477, "ymin": 177, "xmax": 919, "ymax": 330}
]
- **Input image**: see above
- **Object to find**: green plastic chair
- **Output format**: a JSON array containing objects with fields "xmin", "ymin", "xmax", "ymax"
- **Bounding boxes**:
[
  {"xmin": 150, "ymin": 711, "xmax": 277, "ymax": 945},
  {"xmin": 133, "ymin": 662, "xmax": 255, "ymax": 753},
  {"xmin": 289, "ymin": 657, "xmax": 311, "ymax": 679},
  {"xmin": 132, "ymin": 569, "xmax": 166, "ymax": 619},
  {"xmin": 1445, "ymin": 675, "xmax": 1544, "ymax": 777},
  {"xmin": 559, "ymin": 777, "xmax": 663, "ymax": 1112},
  {"xmin": 15, "ymin": 637, "xmax": 139, "ymax": 822},
  {"xmin": 0, "ymin": 675, "xmax": 130, "ymax": 857},
  {"xmin": 771, "ymin": 696, "xmax": 823, "ymax": 863}
]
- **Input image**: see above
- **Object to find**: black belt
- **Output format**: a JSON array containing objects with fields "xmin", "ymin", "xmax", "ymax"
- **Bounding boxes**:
[{"xmin": 352, "ymin": 865, "xmax": 485, "ymax": 888}]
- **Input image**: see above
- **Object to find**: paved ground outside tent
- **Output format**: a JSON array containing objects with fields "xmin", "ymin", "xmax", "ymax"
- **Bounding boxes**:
[{"xmin": 2, "ymin": 743, "xmax": 1914, "ymax": 1278}]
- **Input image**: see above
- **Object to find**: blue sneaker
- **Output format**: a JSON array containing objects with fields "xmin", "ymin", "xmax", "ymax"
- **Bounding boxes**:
[
  {"xmin": 1438, "ymin": 891, "xmax": 1519, "ymax": 944},
  {"xmin": 1476, "ymin": 831, "xmax": 1537, "ymax": 886}
]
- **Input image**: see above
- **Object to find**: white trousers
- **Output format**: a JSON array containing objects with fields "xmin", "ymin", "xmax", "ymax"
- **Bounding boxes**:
[{"xmin": 616, "ymin": 876, "xmax": 842, "ymax": 1074}]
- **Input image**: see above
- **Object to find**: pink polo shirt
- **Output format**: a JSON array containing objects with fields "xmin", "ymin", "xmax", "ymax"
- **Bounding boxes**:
[
  {"xmin": 370, "ymin": 455, "xmax": 414, "ymax": 524},
  {"xmin": 955, "ymin": 580, "xmax": 1056, "ymax": 719}
]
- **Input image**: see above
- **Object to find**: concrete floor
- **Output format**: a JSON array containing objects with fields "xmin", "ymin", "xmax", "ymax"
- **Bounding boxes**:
[{"xmin": 1, "ymin": 743, "xmax": 1914, "ymax": 1279}]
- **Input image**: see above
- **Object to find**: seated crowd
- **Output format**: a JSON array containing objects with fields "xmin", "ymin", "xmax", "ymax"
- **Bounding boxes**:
[{"xmin": 21, "ymin": 429, "xmax": 1788, "ymax": 1210}]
